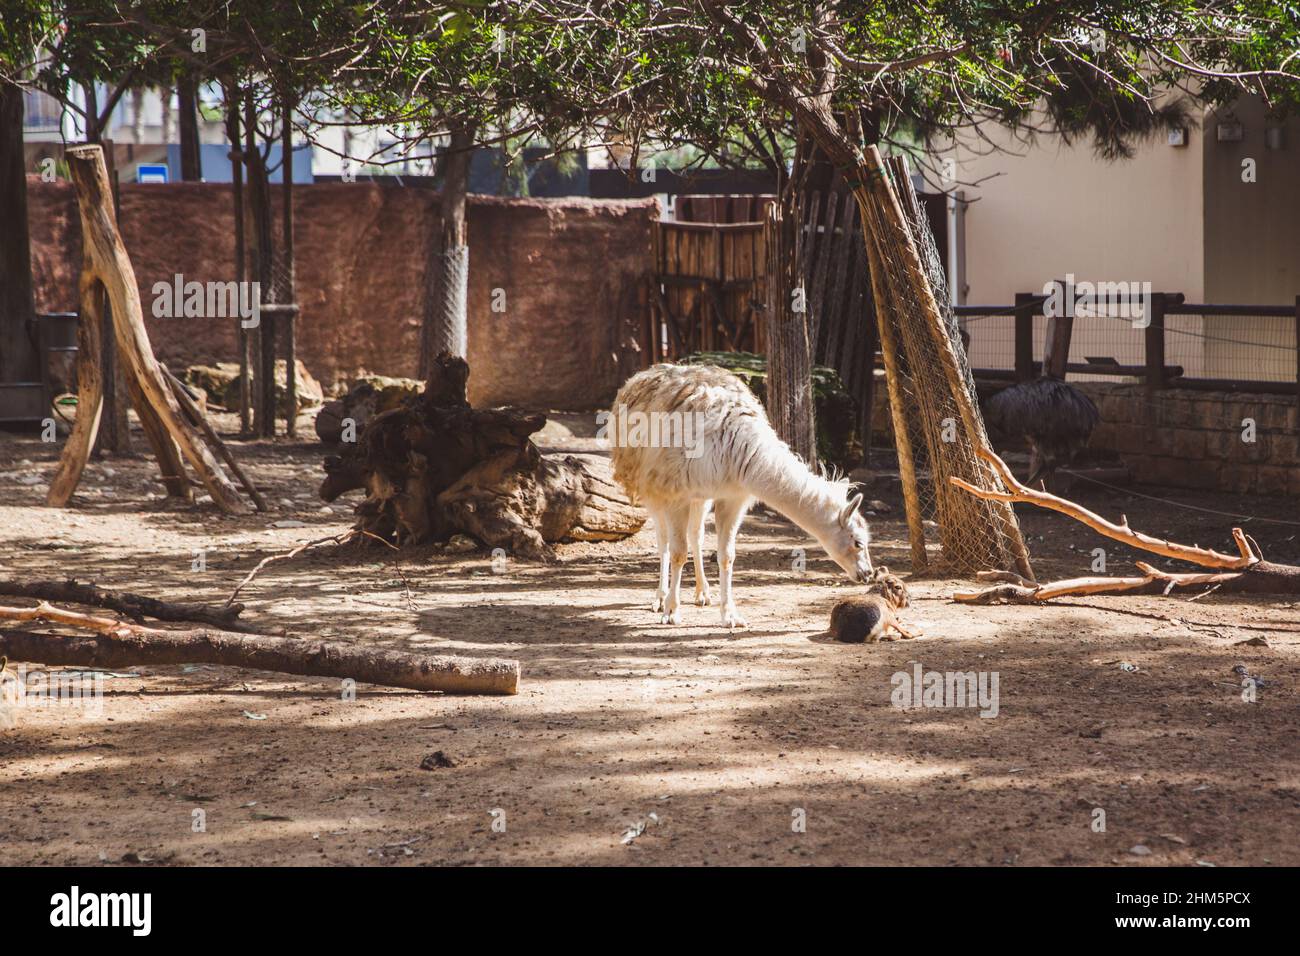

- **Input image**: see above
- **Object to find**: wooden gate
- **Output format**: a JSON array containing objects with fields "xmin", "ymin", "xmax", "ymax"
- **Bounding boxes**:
[{"xmin": 646, "ymin": 220, "xmax": 768, "ymax": 362}]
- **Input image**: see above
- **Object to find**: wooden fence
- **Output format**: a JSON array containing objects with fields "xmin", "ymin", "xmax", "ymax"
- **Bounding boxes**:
[
  {"xmin": 647, "ymin": 220, "xmax": 768, "ymax": 362},
  {"xmin": 644, "ymin": 188, "xmax": 882, "ymax": 455}
]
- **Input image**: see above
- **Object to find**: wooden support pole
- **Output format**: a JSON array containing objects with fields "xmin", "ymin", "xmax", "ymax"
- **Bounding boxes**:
[
  {"xmin": 1043, "ymin": 309, "xmax": 1074, "ymax": 380},
  {"xmin": 62, "ymin": 144, "xmax": 249, "ymax": 514},
  {"xmin": 1145, "ymin": 292, "xmax": 1167, "ymax": 392},
  {"xmin": 223, "ymin": 79, "xmax": 251, "ymax": 435},
  {"xmin": 46, "ymin": 269, "xmax": 104, "ymax": 506},
  {"xmin": 1294, "ymin": 295, "xmax": 1299, "ymax": 424},
  {"xmin": 857, "ymin": 147, "xmax": 1033, "ymax": 580},
  {"xmin": 860, "ymin": 197, "xmax": 927, "ymax": 573},
  {"xmin": 163, "ymin": 367, "xmax": 267, "ymax": 512},
  {"xmin": 1014, "ymin": 292, "xmax": 1035, "ymax": 382}
]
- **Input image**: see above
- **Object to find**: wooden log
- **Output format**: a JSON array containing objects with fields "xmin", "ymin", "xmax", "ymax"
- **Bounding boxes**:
[
  {"xmin": 163, "ymin": 367, "xmax": 267, "ymax": 512},
  {"xmin": 125, "ymin": 369, "xmax": 192, "ymax": 501},
  {"xmin": 46, "ymin": 269, "xmax": 104, "ymax": 507},
  {"xmin": 0, "ymin": 578, "xmax": 256, "ymax": 633},
  {"xmin": 64, "ymin": 144, "xmax": 248, "ymax": 514},
  {"xmin": 0, "ymin": 604, "xmax": 519, "ymax": 695}
]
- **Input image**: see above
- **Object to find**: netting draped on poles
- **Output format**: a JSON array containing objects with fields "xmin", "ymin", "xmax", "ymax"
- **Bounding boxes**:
[{"xmin": 855, "ymin": 149, "xmax": 1033, "ymax": 579}]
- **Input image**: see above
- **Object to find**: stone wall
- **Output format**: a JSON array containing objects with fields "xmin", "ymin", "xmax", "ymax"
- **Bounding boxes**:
[
  {"xmin": 868, "ymin": 374, "xmax": 1298, "ymax": 496},
  {"xmin": 1082, "ymin": 382, "xmax": 1300, "ymax": 498},
  {"xmin": 26, "ymin": 180, "xmax": 657, "ymax": 409}
]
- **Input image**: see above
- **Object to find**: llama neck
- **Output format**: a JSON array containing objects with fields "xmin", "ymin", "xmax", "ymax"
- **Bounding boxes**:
[{"xmin": 738, "ymin": 436, "xmax": 841, "ymax": 539}]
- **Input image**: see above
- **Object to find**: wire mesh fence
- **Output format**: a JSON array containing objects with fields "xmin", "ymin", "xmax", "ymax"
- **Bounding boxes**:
[{"xmin": 863, "ymin": 156, "xmax": 1032, "ymax": 577}]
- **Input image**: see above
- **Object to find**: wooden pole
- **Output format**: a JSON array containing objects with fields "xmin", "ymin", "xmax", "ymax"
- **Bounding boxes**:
[
  {"xmin": 860, "ymin": 202, "xmax": 927, "ymax": 573},
  {"xmin": 163, "ymin": 367, "xmax": 267, "ymax": 512},
  {"xmin": 855, "ymin": 146, "xmax": 1033, "ymax": 579},
  {"xmin": 46, "ymin": 269, "xmax": 104, "ymax": 506},
  {"xmin": 1145, "ymin": 292, "xmax": 1167, "ymax": 392},
  {"xmin": 1014, "ymin": 292, "xmax": 1035, "ymax": 381},
  {"xmin": 244, "ymin": 89, "xmax": 275, "ymax": 438},
  {"xmin": 63, "ymin": 144, "xmax": 249, "ymax": 514}
]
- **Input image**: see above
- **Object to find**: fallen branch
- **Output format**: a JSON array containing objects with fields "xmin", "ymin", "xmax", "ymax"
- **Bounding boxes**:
[
  {"xmin": 224, "ymin": 530, "xmax": 394, "ymax": 608},
  {"xmin": 0, "ymin": 603, "xmax": 518, "ymax": 695},
  {"xmin": 950, "ymin": 450, "xmax": 1300, "ymax": 601},
  {"xmin": 0, "ymin": 578, "xmax": 259, "ymax": 633},
  {"xmin": 952, "ymin": 447, "xmax": 1257, "ymax": 570}
]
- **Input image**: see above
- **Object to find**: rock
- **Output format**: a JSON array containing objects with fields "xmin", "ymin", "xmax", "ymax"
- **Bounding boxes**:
[
  {"xmin": 186, "ymin": 360, "xmax": 323, "ymax": 414},
  {"xmin": 445, "ymin": 534, "xmax": 479, "ymax": 554},
  {"xmin": 419, "ymin": 751, "xmax": 456, "ymax": 770},
  {"xmin": 1129, "ymin": 844, "xmax": 1152, "ymax": 856}
]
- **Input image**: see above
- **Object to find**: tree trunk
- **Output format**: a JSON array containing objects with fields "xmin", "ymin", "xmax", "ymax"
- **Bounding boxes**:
[
  {"xmin": 244, "ymin": 89, "xmax": 275, "ymax": 437},
  {"xmin": 0, "ymin": 83, "xmax": 40, "ymax": 384},
  {"xmin": 280, "ymin": 92, "xmax": 297, "ymax": 436},
  {"xmin": 762, "ymin": 197, "xmax": 817, "ymax": 465},
  {"xmin": 421, "ymin": 122, "xmax": 475, "ymax": 374},
  {"xmin": 223, "ymin": 81, "xmax": 251, "ymax": 433},
  {"xmin": 177, "ymin": 73, "xmax": 202, "ymax": 181}
]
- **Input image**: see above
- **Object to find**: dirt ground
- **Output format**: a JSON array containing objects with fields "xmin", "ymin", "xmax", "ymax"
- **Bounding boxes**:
[{"xmin": 1, "ymin": 412, "xmax": 1298, "ymax": 867}]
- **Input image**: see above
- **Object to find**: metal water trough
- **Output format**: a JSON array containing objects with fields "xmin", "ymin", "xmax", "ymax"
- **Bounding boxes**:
[{"xmin": 0, "ymin": 312, "xmax": 79, "ymax": 425}]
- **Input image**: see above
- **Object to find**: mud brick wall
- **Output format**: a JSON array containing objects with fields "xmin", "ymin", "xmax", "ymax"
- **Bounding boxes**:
[
  {"xmin": 26, "ymin": 180, "xmax": 657, "ymax": 409},
  {"xmin": 1082, "ymin": 383, "xmax": 1300, "ymax": 498}
]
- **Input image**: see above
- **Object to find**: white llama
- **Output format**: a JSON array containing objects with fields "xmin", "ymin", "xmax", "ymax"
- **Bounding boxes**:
[{"xmin": 608, "ymin": 363, "xmax": 874, "ymax": 627}]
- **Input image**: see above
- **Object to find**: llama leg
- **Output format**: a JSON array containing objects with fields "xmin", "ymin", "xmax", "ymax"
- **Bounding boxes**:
[
  {"xmin": 714, "ymin": 496, "xmax": 751, "ymax": 629},
  {"xmin": 649, "ymin": 507, "xmax": 670, "ymax": 613},
  {"xmin": 660, "ymin": 502, "xmax": 691, "ymax": 625},
  {"xmin": 690, "ymin": 499, "xmax": 712, "ymax": 606}
]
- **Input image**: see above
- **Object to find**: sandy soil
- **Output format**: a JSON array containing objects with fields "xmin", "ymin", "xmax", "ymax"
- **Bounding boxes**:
[{"xmin": 1, "ymin": 413, "xmax": 1297, "ymax": 867}]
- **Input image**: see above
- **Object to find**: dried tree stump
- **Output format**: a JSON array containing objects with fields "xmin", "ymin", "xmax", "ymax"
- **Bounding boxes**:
[{"xmin": 321, "ymin": 353, "xmax": 644, "ymax": 557}]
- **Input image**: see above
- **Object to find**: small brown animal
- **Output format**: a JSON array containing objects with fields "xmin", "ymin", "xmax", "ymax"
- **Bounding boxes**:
[{"xmin": 829, "ymin": 567, "xmax": 918, "ymax": 643}]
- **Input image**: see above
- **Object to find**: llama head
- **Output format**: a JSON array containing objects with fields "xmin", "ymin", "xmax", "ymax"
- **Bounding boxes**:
[{"xmin": 815, "ymin": 492, "xmax": 873, "ymax": 583}]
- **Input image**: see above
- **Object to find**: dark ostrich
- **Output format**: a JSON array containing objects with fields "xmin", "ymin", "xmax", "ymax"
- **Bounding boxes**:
[{"xmin": 982, "ymin": 377, "xmax": 1100, "ymax": 486}]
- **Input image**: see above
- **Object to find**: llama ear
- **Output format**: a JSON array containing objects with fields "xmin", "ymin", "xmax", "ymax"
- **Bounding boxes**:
[{"xmin": 840, "ymin": 493, "xmax": 863, "ymax": 527}]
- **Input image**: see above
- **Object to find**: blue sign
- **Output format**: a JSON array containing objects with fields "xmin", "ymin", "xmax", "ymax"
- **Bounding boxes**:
[{"xmin": 137, "ymin": 163, "xmax": 169, "ymax": 184}]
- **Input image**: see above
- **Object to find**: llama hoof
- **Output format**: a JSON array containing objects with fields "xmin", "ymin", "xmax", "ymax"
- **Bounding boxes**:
[
  {"xmin": 660, "ymin": 608, "xmax": 682, "ymax": 626},
  {"xmin": 694, "ymin": 588, "xmax": 713, "ymax": 606},
  {"xmin": 721, "ymin": 607, "xmax": 747, "ymax": 629},
  {"xmin": 651, "ymin": 595, "xmax": 665, "ymax": 613}
]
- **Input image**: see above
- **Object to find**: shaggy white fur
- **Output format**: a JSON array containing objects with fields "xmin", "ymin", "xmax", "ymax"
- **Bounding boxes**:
[{"xmin": 608, "ymin": 363, "xmax": 873, "ymax": 628}]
